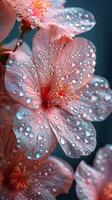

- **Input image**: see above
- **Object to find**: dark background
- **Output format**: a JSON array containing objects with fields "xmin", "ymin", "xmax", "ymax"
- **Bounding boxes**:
[{"xmin": 5, "ymin": 0, "xmax": 112, "ymax": 199}]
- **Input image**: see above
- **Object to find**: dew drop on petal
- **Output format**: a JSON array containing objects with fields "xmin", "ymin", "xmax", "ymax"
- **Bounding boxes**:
[{"xmin": 60, "ymin": 138, "xmax": 66, "ymax": 145}]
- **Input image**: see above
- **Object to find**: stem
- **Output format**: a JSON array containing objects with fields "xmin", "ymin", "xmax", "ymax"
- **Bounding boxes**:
[
  {"xmin": 13, "ymin": 20, "xmax": 32, "ymax": 52},
  {"xmin": 13, "ymin": 30, "xmax": 25, "ymax": 52}
]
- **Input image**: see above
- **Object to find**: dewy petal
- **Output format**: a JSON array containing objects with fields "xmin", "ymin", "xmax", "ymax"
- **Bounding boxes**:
[
  {"xmin": 0, "ymin": 186, "xmax": 55, "ymax": 200},
  {"xmin": 5, "ymin": 50, "xmax": 41, "ymax": 109},
  {"xmin": 94, "ymin": 145, "xmax": 112, "ymax": 179},
  {"xmin": 30, "ymin": 156, "xmax": 74, "ymax": 196},
  {"xmin": 0, "ymin": 95, "xmax": 19, "ymax": 127},
  {"xmin": 18, "ymin": 186, "xmax": 56, "ymax": 200},
  {"xmin": 0, "ymin": 1, "xmax": 16, "ymax": 42},
  {"xmin": 75, "ymin": 161, "xmax": 104, "ymax": 200},
  {"xmin": 55, "ymin": 37, "xmax": 96, "ymax": 90},
  {"xmin": 0, "ymin": 190, "xmax": 15, "ymax": 200},
  {"xmin": 33, "ymin": 27, "xmax": 96, "ymax": 90},
  {"xmin": 33, "ymin": 25, "xmax": 66, "ymax": 87},
  {"xmin": 13, "ymin": 107, "xmax": 56, "ymax": 160},
  {"xmin": 48, "ymin": 108, "xmax": 96, "ymax": 158},
  {"xmin": 0, "ymin": 81, "xmax": 19, "ymax": 126},
  {"xmin": 7, "ymin": 0, "xmax": 66, "ymax": 28},
  {"xmin": 46, "ymin": 7, "xmax": 96, "ymax": 37},
  {"xmin": 7, "ymin": 0, "xmax": 33, "ymax": 21},
  {"xmin": 76, "ymin": 75, "xmax": 112, "ymax": 121},
  {"xmin": 7, "ymin": 0, "xmax": 46, "ymax": 28}
]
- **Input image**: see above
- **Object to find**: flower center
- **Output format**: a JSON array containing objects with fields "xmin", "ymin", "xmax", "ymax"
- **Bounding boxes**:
[
  {"xmin": 10, "ymin": 166, "xmax": 29, "ymax": 191},
  {"xmin": 32, "ymin": 0, "xmax": 52, "ymax": 17},
  {"xmin": 41, "ymin": 83, "xmax": 77, "ymax": 110},
  {"xmin": 101, "ymin": 182, "xmax": 112, "ymax": 200},
  {"xmin": 41, "ymin": 84, "xmax": 52, "ymax": 109}
]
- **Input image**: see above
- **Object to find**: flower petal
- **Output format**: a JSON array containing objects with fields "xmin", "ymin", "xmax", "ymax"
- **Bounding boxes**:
[
  {"xmin": 76, "ymin": 75, "xmax": 112, "ymax": 121},
  {"xmin": 29, "ymin": 156, "xmax": 73, "ymax": 196},
  {"xmin": 0, "ymin": 116, "xmax": 22, "ymax": 168},
  {"xmin": 17, "ymin": 186, "xmax": 56, "ymax": 200},
  {"xmin": 75, "ymin": 161, "xmax": 104, "ymax": 200},
  {"xmin": 0, "ymin": 79, "xmax": 19, "ymax": 126},
  {"xmin": 55, "ymin": 37, "xmax": 96, "ymax": 90},
  {"xmin": 13, "ymin": 107, "xmax": 56, "ymax": 160},
  {"xmin": 46, "ymin": 7, "xmax": 96, "ymax": 37},
  {"xmin": 94, "ymin": 145, "xmax": 112, "ymax": 178},
  {"xmin": 0, "ymin": 1, "xmax": 16, "ymax": 42},
  {"xmin": 33, "ymin": 27, "xmax": 96, "ymax": 90},
  {"xmin": 7, "ymin": 0, "xmax": 32, "ymax": 20},
  {"xmin": 5, "ymin": 50, "xmax": 41, "ymax": 109},
  {"xmin": 48, "ymin": 108, "xmax": 96, "ymax": 158},
  {"xmin": 0, "ymin": 127, "xmax": 21, "ymax": 169},
  {"xmin": 33, "ymin": 25, "xmax": 66, "ymax": 87}
]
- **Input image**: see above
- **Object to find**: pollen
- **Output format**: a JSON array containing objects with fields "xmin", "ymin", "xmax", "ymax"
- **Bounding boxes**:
[
  {"xmin": 32, "ymin": 0, "xmax": 52, "ymax": 17},
  {"xmin": 57, "ymin": 85, "xmax": 69, "ymax": 97},
  {"xmin": 10, "ymin": 166, "xmax": 29, "ymax": 191},
  {"xmin": 103, "ymin": 182, "xmax": 112, "ymax": 199},
  {"xmin": 56, "ymin": 84, "xmax": 79, "ymax": 101}
]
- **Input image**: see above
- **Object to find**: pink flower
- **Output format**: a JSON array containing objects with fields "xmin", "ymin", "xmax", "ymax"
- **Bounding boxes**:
[
  {"xmin": 0, "ymin": 1, "xmax": 16, "ymax": 42},
  {"xmin": 75, "ymin": 145, "xmax": 112, "ymax": 200},
  {"xmin": 0, "ymin": 122, "xmax": 74, "ymax": 200},
  {"xmin": 0, "ymin": 63, "xmax": 19, "ymax": 126},
  {"xmin": 5, "ymin": 26, "xmax": 112, "ymax": 160},
  {"xmin": 6, "ymin": 0, "xmax": 96, "ymax": 38}
]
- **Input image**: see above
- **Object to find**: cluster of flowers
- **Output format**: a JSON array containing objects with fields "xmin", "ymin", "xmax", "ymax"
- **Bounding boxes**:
[{"xmin": 0, "ymin": 0, "xmax": 112, "ymax": 199}]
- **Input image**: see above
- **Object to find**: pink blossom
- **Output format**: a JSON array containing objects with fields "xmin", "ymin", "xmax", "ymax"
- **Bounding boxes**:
[
  {"xmin": 6, "ymin": 0, "xmax": 96, "ymax": 38},
  {"xmin": 75, "ymin": 145, "xmax": 112, "ymax": 200},
  {"xmin": 5, "ymin": 26, "xmax": 112, "ymax": 160},
  {"xmin": 0, "ymin": 1, "xmax": 16, "ymax": 42},
  {"xmin": 0, "ymin": 122, "xmax": 74, "ymax": 199},
  {"xmin": 0, "ymin": 63, "xmax": 19, "ymax": 127}
]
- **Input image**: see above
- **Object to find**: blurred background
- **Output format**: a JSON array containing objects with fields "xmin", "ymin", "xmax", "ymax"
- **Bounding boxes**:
[{"xmin": 5, "ymin": 0, "xmax": 112, "ymax": 199}]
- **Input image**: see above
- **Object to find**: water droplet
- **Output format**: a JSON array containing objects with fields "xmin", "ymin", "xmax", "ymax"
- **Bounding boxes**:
[
  {"xmin": 19, "ymin": 91, "xmax": 24, "ymax": 97},
  {"xmin": 35, "ymin": 152, "xmax": 41, "ymax": 159},
  {"xmin": 38, "ymin": 135, "xmax": 42, "ymax": 140},
  {"xmin": 20, "ymin": 127, "xmax": 24, "ymax": 132},
  {"xmin": 25, "ymin": 132, "xmax": 29, "ymax": 136},
  {"xmin": 26, "ymin": 126, "xmax": 31, "ymax": 132},
  {"xmin": 91, "ymin": 95, "xmax": 98, "ymax": 101},
  {"xmin": 16, "ymin": 111, "xmax": 24, "ymax": 120},
  {"xmin": 86, "ymin": 131, "xmax": 91, "ymax": 137},
  {"xmin": 105, "ymin": 95, "xmax": 111, "ymax": 101},
  {"xmin": 26, "ymin": 97, "xmax": 32, "ymax": 104},
  {"xmin": 60, "ymin": 138, "xmax": 66, "ymax": 145},
  {"xmin": 22, "ymin": 74, "xmax": 27, "ymax": 80},
  {"xmin": 30, "ymin": 134, "xmax": 34, "ymax": 138}
]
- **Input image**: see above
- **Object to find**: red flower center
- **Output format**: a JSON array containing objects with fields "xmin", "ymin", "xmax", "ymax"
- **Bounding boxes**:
[
  {"xmin": 41, "ymin": 84, "xmax": 52, "ymax": 109},
  {"xmin": 100, "ymin": 182, "xmax": 112, "ymax": 200},
  {"xmin": 1, "ymin": 165, "xmax": 29, "ymax": 192},
  {"xmin": 41, "ymin": 83, "xmax": 71, "ymax": 110},
  {"xmin": 41, "ymin": 81, "xmax": 80, "ymax": 110},
  {"xmin": 10, "ymin": 166, "xmax": 29, "ymax": 191}
]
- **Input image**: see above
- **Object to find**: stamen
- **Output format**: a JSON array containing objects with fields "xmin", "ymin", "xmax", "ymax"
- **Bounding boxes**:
[
  {"xmin": 32, "ymin": 0, "xmax": 52, "ymax": 17},
  {"xmin": 10, "ymin": 166, "xmax": 29, "ymax": 191},
  {"xmin": 56, "ymin": 84, "xmax": 80, "ymax": 101}
]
